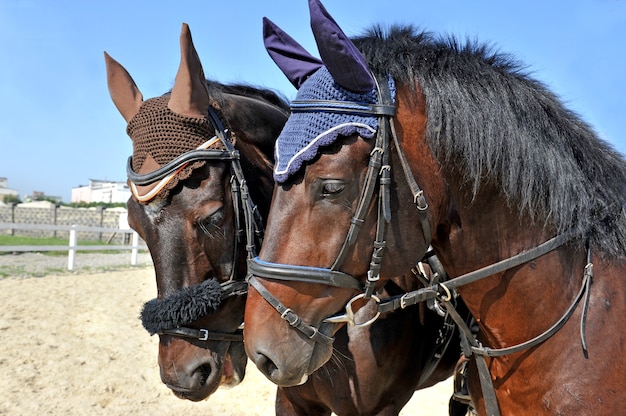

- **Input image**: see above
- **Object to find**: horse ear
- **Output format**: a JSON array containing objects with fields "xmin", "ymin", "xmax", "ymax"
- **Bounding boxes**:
[
  {"xmin": 168, "ymin": 23, "xmax": 210, "ymax": 118},
  {"xmin": 104, "ymin": 52, "xmax": 143, "ymax": 123},
  {"xmin": 308, "ymin": 0, "xmax": 375, "ymax": 92},
  {"xmin": 263, "ymin": 17, "xmax": 323, "ymax": 89}
]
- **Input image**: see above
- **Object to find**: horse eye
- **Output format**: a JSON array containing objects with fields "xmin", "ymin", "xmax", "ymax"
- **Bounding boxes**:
[
  {"xmin": 197, "ymin": 208, "xmax": 225, "ymax": 233},
  {"xmin": 322, "ymin": 180, "xmax": 346, "ymax": 196}
]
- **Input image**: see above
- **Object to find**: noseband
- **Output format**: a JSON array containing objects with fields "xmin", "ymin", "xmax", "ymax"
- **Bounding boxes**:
[{"xmin": 132, "ymin": 107, "xmax": 264, "ymax": 344}]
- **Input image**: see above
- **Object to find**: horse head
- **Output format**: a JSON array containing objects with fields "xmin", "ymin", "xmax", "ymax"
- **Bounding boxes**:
[
  {"xmin": 244, "ymin": 1, "xmax": 436, "ymax": 386},
  {"xmin": 246, "ymin": 1, "xmax": 626, "ymax": 414},
  {"xmin": 105, "ymin": 23, "xmax": 287, "ymax": 401}
]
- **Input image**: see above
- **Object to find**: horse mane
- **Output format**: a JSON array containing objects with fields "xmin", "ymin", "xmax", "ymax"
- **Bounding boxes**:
[
  {"xmin": 352, "ymin": 26, "xmax": 626, "ymax": 258},
  {"xmin": 205, "ymin": 80, "xmax": 290, "ymax": 114},
  {"xmin": 205, "ymin": 80, "xmax": 289, "ymax": 220}
]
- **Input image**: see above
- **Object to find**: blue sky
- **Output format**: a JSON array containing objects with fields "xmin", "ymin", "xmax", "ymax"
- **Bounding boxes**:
[{"xmin": 1, "ymin": 0, "xmax": 624, "ymax": 202}]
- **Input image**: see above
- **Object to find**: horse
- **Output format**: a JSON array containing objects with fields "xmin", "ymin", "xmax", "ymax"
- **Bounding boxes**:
[
  {"xmin": 243, "ymin": 1, "xmax": 626, "ymax": 415},
  {"xmin": 105, "ymin": 23, "xmax": 282, "ymax": 402},
  {"xmin": 105, "ymin": 23, "xmax": 469, "ymax": 415}
]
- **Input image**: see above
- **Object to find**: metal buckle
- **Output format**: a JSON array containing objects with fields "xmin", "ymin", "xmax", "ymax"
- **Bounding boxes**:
[
  {"xmin": 367, "ymin": 270, "xmax": 380, "ymax": 283},
  {"xmin": 400, "ymin": 293, "xmax": 410, "ymax": 309},
  {"xmin": 414, "ymin": 190, "xmax": 429, "ymax": 211},
  {"xmin": 280, "ymin": 308, "xmax": 300, "ymax": 326},
  {"xmin": 323, "ymin": 293, "xmax": 381, "ymax": 327}
]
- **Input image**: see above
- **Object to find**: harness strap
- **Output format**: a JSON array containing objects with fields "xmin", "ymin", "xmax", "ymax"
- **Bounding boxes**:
[
  {"xmin": 431, "ymin": 241, "xmax": 592, "ymax": 416},
  {"xmin": 378, "ymin": 232, "xmax": 576, "ymax": 313},
  {"xmin": 291, "ymin": 99, "xmax": 396, "ymax": 116},
  {"xmin": 471, "ymin": 268, "xmax": 591, "ymax": 358},
  {"xmin": 158, "ymin": 327, "xmax": 243, "ymax": 342},
  {"xmin": 443, "ymin": 231, "xmax": 575, "ymax": 291},
  {"xmin": 247, "ymin": 275, "xmax": 335, "ymax": 345},
  {"xmin": 330, "ymin": 143, "xmax": 384, "ymax": 270},
  {"xmin": 438, "ymin": 299, "xmax": 501, "ymax": 416},
  {"xmin": 219, "ymin": 280, "xmax": 249, "ymax": 298},
  {"xmin": 580, "ymin": 243, "xmax": 593, "ymax": 357},
  {"xmin": 389, "ymin": 118, "xmax": 431, "ymax": 243},
  {"xmin": 363, "ymin": 78, "xmax": 393, "ymax": 299},
  {"xmin": 249, "ymin": 258, "xmax": 362, "ymax": 290},
  {"xmin": 126, "ymin": 147, "xmax": 235, "ymax": 185},
  {"xmin": 208, "ymin": 107, "xmax": 265, "ymax": 261}
]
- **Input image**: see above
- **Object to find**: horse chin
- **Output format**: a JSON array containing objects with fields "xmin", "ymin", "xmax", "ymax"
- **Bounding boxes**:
[
  {"xmin": 255, "ymin": 336, "xmax": 333, "ymax": 387},
  {"xmin": 220, "ymin": 342, "xmax": 247, "ymax": 388},
  {"xmin": 163, "ymin": 342, "xmax": 248, "ymax": 401}
]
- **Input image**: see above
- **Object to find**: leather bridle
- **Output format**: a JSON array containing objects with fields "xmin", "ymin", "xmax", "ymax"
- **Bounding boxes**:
[
  {"xmin": 247, "ymin": 75, "xmax": 432, "ymax": 342},
  {"xmin": 245, "ymin": 75, "xmax": 594, "ymax": 416},
  {"xmin": 132, "ymin": 106, "xmax": 263, "ymax": 344}
]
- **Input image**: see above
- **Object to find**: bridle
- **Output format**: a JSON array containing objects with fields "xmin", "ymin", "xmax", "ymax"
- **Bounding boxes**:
[
  {"xmin": 246, "ymin": 75, "xmax": 594, "ymax": 416},
  {"xmin": 132, "ymin": 106, "xmax": 263, "ymax": 343},
  {"xmin": 247, "ymin": 75, "xmax": 431, "ymax": 344}
]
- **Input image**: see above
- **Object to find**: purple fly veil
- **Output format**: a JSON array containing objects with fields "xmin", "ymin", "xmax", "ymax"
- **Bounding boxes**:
[{"xmin": 263, "ymin": 0, "xmax": 389, "ymax": 183}]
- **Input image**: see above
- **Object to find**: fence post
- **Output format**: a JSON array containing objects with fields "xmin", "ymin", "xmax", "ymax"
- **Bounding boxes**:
[
  {"xmin": 68, "ymin": 225, "xmax": 77, "ymax": 271},
  {"xmin": 131, "ymin": 231, "xmax": 139, "ymax": 266},
  {"xmin": 10, "ymin": 203, "xmax": 17, "ymax": 236},
  {"xmin": 53, "ymin": 204, "xmax": 59, "ymax": 238}
]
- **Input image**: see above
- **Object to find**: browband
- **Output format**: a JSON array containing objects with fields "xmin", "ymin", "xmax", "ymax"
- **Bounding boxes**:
[
  {"xmin": 290, "ymin": 99, "xmax": 396, "ymax": 117},
  {"xmin": 127, "ymin": 147, "xmax": 238, "ymax": 185}
]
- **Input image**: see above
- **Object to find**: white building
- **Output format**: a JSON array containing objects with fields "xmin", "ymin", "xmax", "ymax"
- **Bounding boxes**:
[
  {"xmin": 0, "ymin": 177, "xmax": 19, "ymax": 202},
  {"xmin": 71, "ymin": 179, "xmax": 131, "ymax": 204}
]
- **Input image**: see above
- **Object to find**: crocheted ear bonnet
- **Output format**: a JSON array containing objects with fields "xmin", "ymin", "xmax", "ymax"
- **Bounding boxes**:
[
  {"xmin": 265, "ymin": 0, "xmax": 395, "ymax": 183},
  {"xmin": 127, "ymin": 94, "xmax": 224, "ymax": 201},
  {"xmin": 273, "ymin": 66, "xmax": 395, "ymax": 183}
]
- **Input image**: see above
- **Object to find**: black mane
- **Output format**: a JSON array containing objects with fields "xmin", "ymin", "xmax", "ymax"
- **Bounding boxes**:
[
  {"xmin": 206, "ymin": 80, "xmax": 290, "ymax": 112},
  {"xmin": 352, "ymin": 26, "xmax": 626, "ymax": 258}
]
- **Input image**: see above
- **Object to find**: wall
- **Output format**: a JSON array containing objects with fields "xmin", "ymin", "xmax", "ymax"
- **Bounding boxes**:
[{"xmin": 0, "ymin": 202, "xmax": 129, "ymax": 243}]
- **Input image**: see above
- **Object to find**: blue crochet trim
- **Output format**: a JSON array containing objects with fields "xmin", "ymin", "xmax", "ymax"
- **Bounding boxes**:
[{"xmin": 274, "ymin": 66, "xmax": 395, "ymax": 183}]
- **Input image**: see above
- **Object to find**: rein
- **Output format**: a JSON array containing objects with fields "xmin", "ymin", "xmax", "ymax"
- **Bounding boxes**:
[{"xmin": 132, "ymin": 106, "xmax": 264, "ymax": 344}]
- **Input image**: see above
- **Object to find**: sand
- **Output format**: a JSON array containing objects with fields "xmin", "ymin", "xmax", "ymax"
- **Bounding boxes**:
[{"xmin": 0, "ymin": 264, "xmax": 455, "ymax": 415}]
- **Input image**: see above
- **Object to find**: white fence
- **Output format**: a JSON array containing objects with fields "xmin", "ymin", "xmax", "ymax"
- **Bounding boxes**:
[{"xmin": 0, "ymin": 222, "xmax": 147, "ymax": 271}]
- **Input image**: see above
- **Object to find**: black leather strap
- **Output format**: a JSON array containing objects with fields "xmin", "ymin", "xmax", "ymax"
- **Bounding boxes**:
[
  {"xmin": 247, "ymin": 275, "xmax": 334, "ymax": 345},
  {"xmin": 249, "ymin": 258, "xmax": 362, "ymax": 290},
  {"xmin": 158, "ymin": 327, "xmax": 243, "ymax": 342},
  {"xmin": 126, "ymin": 149, "xmax": 237, "ymax": 185},
  {"xmin": 291, "ymin": 99, "xmax": 396, "ymax": 116}
]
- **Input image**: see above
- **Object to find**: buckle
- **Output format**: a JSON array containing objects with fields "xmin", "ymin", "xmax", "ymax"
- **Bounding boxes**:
[{"xmin": 280, "ymin": 308, "xmax": 300, "ymax": 326}]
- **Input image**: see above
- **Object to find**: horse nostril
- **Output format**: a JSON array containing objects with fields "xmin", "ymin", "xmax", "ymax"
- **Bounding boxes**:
[
  {"xmin": 257, "ymin": 353, "xmax": 279, "ymax": 378},
  {"xmin": 195, "ymin": 364, "xmax": 212, "ymax": 387}
]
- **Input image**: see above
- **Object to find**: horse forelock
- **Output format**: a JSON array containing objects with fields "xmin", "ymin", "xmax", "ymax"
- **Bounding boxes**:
[{"xmin": 352, "ymin": 25, "xmax": 626, "ymax": 258}]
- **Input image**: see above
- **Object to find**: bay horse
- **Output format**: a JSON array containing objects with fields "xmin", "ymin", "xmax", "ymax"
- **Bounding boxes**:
[
  {"xmin": 244, "ymin": 1, "xmax": 626, "ymax": 415},
  {"xmin": 105, "ymin": 23, "xmax": 468, "ymax": 415}
]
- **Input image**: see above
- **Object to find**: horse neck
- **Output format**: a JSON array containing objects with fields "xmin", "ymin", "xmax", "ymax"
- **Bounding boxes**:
[
  {"xmin": 432, "ymin": 177, "xmax": 588, "ymax": 347},
  {"xmin": 391, "ymin": 84, "xmax": 589, "ymax": 347}
]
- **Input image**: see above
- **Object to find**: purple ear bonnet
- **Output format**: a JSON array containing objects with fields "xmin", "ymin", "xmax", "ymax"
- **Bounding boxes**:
[
  {"xmin": 274, "ymin": 68, "xmax": 395, "ymax": 183},
  {"xmin": 267, "ymin": 0, "xmax": 395, "ymax": 183}
]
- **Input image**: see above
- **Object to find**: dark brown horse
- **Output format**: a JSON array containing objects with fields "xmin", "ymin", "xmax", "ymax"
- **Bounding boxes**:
[
  {"xmin": 105, "ymin": 23, "xmax": 467, "ymax": 415},
  {"xmin": 105, "ymin": 23, "xmax": 281, "ymax": 402},
  {"xmin": 244, "ymin": 1, "xmax": 626, "ymax": 415}
]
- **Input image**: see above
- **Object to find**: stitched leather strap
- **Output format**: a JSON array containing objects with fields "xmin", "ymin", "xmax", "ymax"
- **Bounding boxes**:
[
  {"xmin": 158, "ymin": 327, "xmax": 243, "ymax": 342},
  {"xmin": 247, "ymin": 275, "xmax": 334, "ymax": 345}
]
